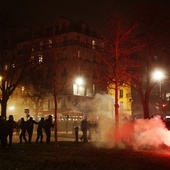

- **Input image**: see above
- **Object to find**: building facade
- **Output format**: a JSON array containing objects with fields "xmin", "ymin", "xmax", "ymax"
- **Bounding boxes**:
[{"xmin": 7, "ymin": 17, "xmax": 132, "ymax": 124}]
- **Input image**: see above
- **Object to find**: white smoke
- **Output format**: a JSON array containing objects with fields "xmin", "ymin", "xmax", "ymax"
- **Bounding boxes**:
[
  {"xmin": 92, "ymin": 115, "xmax": 170, "ymax": 150},
  {"xmin": 88, "ymin": 94, "xmax": 170, "ymax": 150}
]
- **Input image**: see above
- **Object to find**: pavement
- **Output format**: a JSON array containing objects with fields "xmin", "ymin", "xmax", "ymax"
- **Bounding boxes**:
[{"xmin": 12, "ymin": 131, "xmax": 78, "ymax": 143}]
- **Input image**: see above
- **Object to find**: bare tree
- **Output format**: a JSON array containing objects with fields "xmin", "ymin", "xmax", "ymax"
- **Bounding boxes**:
[
  {"xmin": 130, "ymin": 7, "xmax": 170, "ymax": 119},
  {"xmin": 97, "ymin": 13, "xmax": 144, "ymax": 130},
  {"xmin": 22, "ymin": 64, "xmax": 53, "ymax": 120},
  {"xmin": 98, "ymin": 7, "xmax": 170, "ymax": 122},
  {"xmin": 0, "ymin": 12, "xmax": 33, "ymax": 118}
]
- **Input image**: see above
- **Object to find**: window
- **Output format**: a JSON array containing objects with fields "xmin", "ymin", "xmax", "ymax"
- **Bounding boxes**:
[
  {"xmin": 92, "ymin": 40, "xmax": 96, "ymax": 49},
  {"xmin": 73, "ymin": 84, "xmax": 78, "ymax": 95},
  {"xmin": 119, "ymin": 89, "xmax": 123, "ymax": 98},
  {"xmin": 77, "ymin": 50, "xmax": 81, "ymax": 59},
  {"xmin": 48, "ymin": 39, "xmax": 53, "ymax": 48},
  {"xmin": 73, "ymin": 84, "xmax": 85, "ymax": 96},
  {"xmin": 120, "ymin": 101, "xmax": 123, "ymax": 109},
  {"xmin": 39, "ymin": 41, "xmax": 43, "ymax": 50},
  {"xmin": 39, "ymin": 54, "xmax": 43, "ymax": 63},
  {"xmin": 166, "ymin": 93, "xmax": 170, "ymax": 101},
  {"xmin": 93, "ymin": 84, "xmax": 95, "ymax": 94},
  {"xmin": 4, "ymin": 64, "xmax": 8, "ymax": 71}
]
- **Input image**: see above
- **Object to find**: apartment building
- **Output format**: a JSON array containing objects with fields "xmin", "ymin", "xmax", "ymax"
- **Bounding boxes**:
[{"xmin": 7, "ymin": 17, "xmax": 132, "ymax": 124}]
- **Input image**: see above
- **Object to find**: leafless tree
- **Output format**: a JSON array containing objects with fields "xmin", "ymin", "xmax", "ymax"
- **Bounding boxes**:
[
  {"xmin": 0, "ymin": 12, "xmax": 34, "ymax": 118},
  {"xmin": 130, "ymin": 7, "xmax": 170, "ymax": 119},
  {"xmin": 97, "ymin": 12, "xmax": 144, "ymax": 130}
]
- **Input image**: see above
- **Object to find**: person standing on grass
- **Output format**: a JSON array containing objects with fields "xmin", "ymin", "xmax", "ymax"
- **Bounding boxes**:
[
  {"xmin": 44, "ymin": 115, "xmax": 54, "ymax": 144},
  {"xmin": 80, "ymin": 116, "xmax": 89, "ymax": 142},
  {"xmin": 26, "ymin": 117, "xmax": 38, "ymax": 143},
  {"xmin": 19, "ymin": 117, "xmax": 27, "ymax": 143},
  {"xmin": 6, "ymin": 115, "xmax": 17, "ymax": 147},
  {"xmin": 36, "ymin": 117, "xmax": 45, "ymax": 143}
]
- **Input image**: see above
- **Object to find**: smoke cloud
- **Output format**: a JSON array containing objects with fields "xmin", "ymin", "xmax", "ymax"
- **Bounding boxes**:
[
  {"xmin": 88, "ymin": 94, "xmax": 170, "ymax": 150},
  {"xmin": 92, "ymin": 114, "xmax": 170, "ymax": 150}
]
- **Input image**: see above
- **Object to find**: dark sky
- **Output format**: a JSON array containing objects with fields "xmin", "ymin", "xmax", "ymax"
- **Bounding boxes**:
[{"xmin": 1, "ymin": 0, "xmax": 169, "ymax": 28}]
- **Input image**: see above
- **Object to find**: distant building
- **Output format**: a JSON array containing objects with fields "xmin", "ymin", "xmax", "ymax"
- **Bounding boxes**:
[{"xmin": 7, "ymin": 17, "xmax": 132, "ymax": 122}]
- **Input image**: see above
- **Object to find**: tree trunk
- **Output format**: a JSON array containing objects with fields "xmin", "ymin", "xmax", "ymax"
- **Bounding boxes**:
[
  {"xmin": 115, "ymin": 81, "xmax": 119, "ymax": 129},
  {"xmin": 143, "ymin": 100, "xmax": 150, "ymax": 119},
  {"xmin": 1, "ymin": 98, "xmax": 8, "ymax": 119},
  {"xmin": 142, "ymin": 91, "xmax": 150, "ymax": 119}
]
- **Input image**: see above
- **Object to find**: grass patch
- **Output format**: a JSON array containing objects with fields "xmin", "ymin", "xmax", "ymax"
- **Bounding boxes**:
[{"xmin": 1, "ymin": 141, "xmax": 170, "ymax": 170}]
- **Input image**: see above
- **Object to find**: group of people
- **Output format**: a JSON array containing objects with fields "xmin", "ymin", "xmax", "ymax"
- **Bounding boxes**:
[{"xmin": 0, "ymin": 114, "xmax": 54, "ymax": 149}]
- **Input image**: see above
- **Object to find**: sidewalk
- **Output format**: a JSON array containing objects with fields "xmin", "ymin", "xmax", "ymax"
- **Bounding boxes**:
[{"xmin": 12, "ymin": 131, "xmax": 78, "ymax": 143}]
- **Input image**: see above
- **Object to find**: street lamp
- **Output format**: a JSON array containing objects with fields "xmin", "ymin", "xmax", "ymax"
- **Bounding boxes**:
[
  {"xmin": 152, "ymin": 69, "xmax": 165, "ymax": 112},
  {"xmin": 152, "ymin": 69, "xmax": 165, "ymax": 98},
  {"xmin": 75, "ymin": 77, "xmax": 83, "ymax": 86}
]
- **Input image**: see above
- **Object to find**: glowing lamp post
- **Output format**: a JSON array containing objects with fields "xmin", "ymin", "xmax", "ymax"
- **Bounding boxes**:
[
  {"xmin": 152, "ymin": 69, "xmax": 165, "ymax": 112},
  {"xmin": 153, "ymin": 70, "xmax": 165, "ymax": 98}
]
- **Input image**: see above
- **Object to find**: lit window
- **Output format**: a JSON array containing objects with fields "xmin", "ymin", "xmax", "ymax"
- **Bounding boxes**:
[
  {"xmin": 92, "ymin": 40, "xmax": 96, "ymax": 49},
  {"xmin": 4, "ymin": 64, "xmax": 8, "ymax": 71},
  {"xmin": 73, "ymin": 84, "xmax": 78, "ymax": 95},
  {"xmin": 48, "ymin": 39, "xmax": 53, "ymax": 48},
  {"xmin": 12, "ymin": 64, "xmax": 15, "ymax": 68},
  {"xmin": 22, "ymin": 86, "xmax": 25, "ymax": 94},
  {"xmin": 166, "ymin": 93, "xmax": 170, "ymax": 101},
  {"xmin": 93, "ymin": 84, "xmax": 95, "ymax": 94},
  {"xmin": 48, "ymin": 39, "xmax": 52, "ymax": 44},
  {"xmin": 39, "ymin": 55, "xmax": 43, "ymax": 63}
]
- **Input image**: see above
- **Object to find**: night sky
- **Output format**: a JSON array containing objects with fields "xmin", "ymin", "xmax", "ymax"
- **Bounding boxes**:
[{"xmin": 1, "ymin": 0, "xmax": 169, "ymax": 28}]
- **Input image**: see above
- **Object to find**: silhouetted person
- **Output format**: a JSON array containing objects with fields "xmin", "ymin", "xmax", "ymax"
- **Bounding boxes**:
[
  {"xmin": 19, "ymin": 117, "xmax": 27, "ymax": 143},
  {"xmin": 80, "ymin": 116, "xmax": 88, "ymax": 142},
  {"xmin": 44, "ymin": 115, "xmax": 54, "ymax": 144},
  {"xmin": 26, "ymin": 117, "xmax": 37, "ymax": 143},
  {"xmin": 6, "ymin": 115, "xmax": 17, "ymax": 147},
  {"xmin": 36, "ymin": 117, "xmax": 45, "ymax": 143},
  {"xmin": 0, "ymin": 116, "xmax": 8, "ymax": 149},
  {"xmin": 73, "ymin": 121, "xmax": 79, "ymax": 142}
]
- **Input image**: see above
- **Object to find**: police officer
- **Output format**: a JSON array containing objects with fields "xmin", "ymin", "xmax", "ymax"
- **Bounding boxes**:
[
  {"xmin": 44, "ymin": 115, "xmax": 54, "ymax": 144},
  {"xmin": 19, "ymin": 117, "xmax": 27, "ymax": 143},
  {"xmin": 6, "ymin": 115, "xmax": 17, "ymax": 147},
  {"xmin": 26, "ymin": 117, "xmax": 37, "ymax": 143},
  {"xmin": 36, "ymin": 117, "xmax": 45, "ymax": 143}
]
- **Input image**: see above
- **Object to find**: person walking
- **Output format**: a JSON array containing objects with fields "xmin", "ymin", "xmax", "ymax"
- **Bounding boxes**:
[
  {"xmin": 26, "ymin": 117, "xmax": 37, "ymax": 143},
  {"xmin": 6, "ymin": 115, "xmax": 17, "ymax": 147},
  {"xmin": 80, "ymin": 116, "xmax": 89, "ymax": 142},
  {"xmin": 44, "ymin": 115, "xmax": 54, "ymax": 144},
  {"xmin": 36, "ymin": 117, "xmax": 45, "ymax": 143},
  {"xmin": 19, "ymin": 117, "xmax": 27, "ymax": 143}
]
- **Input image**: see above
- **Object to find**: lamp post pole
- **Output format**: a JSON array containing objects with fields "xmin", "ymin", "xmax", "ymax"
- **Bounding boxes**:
[
  {"xmin": 159, "ymin": 81, "xmax": 162, "ymax": 112},
  {"xmin": 152, "ymin": 69, "xmax": 165, "ymax": 113}
]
